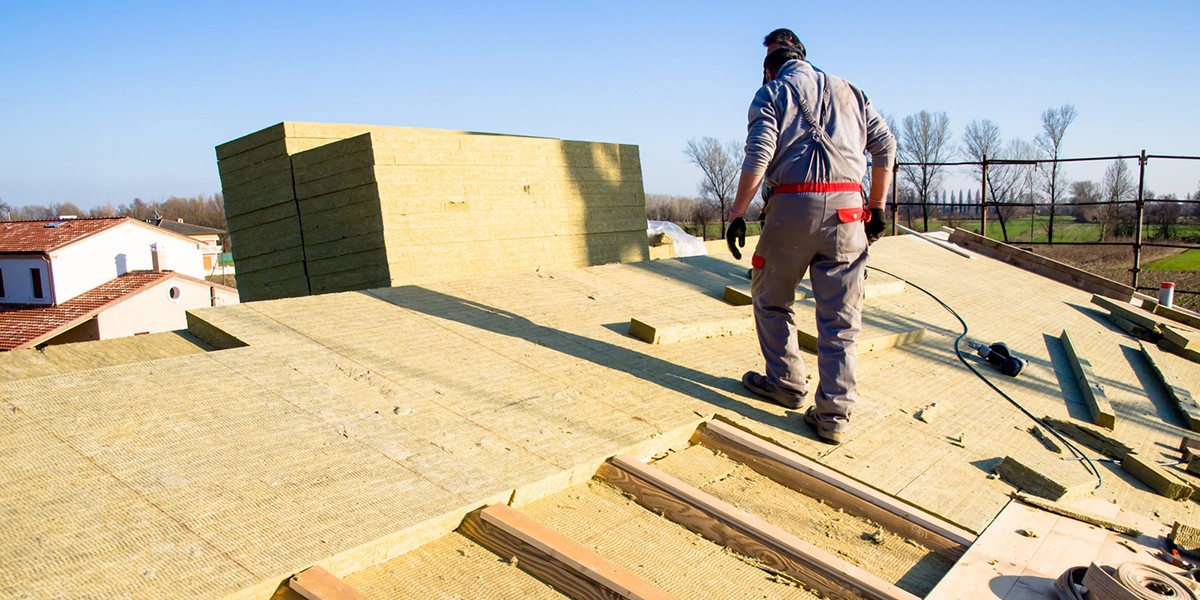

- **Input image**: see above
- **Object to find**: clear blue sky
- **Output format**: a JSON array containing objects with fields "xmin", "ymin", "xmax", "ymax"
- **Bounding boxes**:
[{"xmin": 2, "ymin": 0, "xmax": 1198, "ymax": 209}]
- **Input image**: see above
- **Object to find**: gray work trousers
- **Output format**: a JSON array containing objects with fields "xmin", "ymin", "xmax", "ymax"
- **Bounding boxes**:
[{"xmin": 750, "ymin": 192, "xmax": 868, "ymax": 431}]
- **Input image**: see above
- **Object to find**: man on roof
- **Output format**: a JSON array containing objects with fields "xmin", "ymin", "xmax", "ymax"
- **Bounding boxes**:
[{"xmin": 725, "ymin": 33, "xmax": 895, "ymax": 444}]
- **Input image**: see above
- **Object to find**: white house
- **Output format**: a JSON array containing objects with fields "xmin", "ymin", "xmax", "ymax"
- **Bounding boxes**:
[{"xmin": 0, "ymin": 217, "xmax": 239, "ymax": 350}]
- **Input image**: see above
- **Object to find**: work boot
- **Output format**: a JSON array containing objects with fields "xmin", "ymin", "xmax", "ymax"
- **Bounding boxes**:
[
  {"xmin": 804, "ymin": 406, "xmax": 845, "ymax": 445},
  {"xmin": 741, "ymin": 371, "xmax": 806, "ymax": 409}
]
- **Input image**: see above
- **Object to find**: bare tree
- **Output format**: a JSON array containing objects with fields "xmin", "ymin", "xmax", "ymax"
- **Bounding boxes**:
[
  {"xmin": 961, "ymin": 119, "xmax": 1002, "ymax": 232},
  {"xmin": 897, "ymin": 111, "xmax": 954, "ymax": 231},
  {"xmin": 1067, "ymin": 180, "xmax": 1101, "ymax": 224},
  {"xmin": 1100, "ymin": 159, "xmax": 1135, "ymax": 241},
  {"xmin": 986, "ymin": 138, "xmax": 1039, "ymax": 241},
  {"xmin": 1035, "ymin": 104, "xmax": 1078, "ymax": 242},
  {"xmin": 683, "ymin": 137, "xmax": 741, "ymax": 233},
  {"xmin": 690, "ymin": 200, "xmax": 720, "ymax": 240},
  {"xmin": 1147, "ymin": 193, "xmax": 1184, "ymax": 240}
]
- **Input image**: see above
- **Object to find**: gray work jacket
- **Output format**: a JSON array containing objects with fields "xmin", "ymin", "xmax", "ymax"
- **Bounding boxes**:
[{"xmin": 742, "ymin": 59, "xmax": 895, "ymax": 187}]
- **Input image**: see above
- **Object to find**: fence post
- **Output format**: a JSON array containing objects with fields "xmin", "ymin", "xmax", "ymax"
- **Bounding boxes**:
[
  {"xmin": 890, "ymin": 162, "xmax": 898, "ymax": 237},
  {"xmin": 980, "ymin": 154, "xmax": 988, "ymax": 238},
  {"xmin": 1132, "ymin": 150, "xmax": 1147, "ymax": 289}
]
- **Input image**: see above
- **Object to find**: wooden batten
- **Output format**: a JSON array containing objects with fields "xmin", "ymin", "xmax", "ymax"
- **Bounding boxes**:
[
  {"xmin": 693, "ymin": 419, "xmax": 973, "ymax": 559},
  {"xmin": 947, "ymin": 229, "xmax": 1135, "ymax": 300},
  {"xmin": 287, "ymin": 566, "xmax": 369, "ymax": 600},
  {"xmin": 597, "ymin": 453, "xmax": 919, "ymax": 600},
  {"xmin": 459, "ymin": 503, "xmax": 677, "ymax": 600}
]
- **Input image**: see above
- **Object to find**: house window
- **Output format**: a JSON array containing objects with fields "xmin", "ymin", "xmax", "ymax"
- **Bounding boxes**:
[
  {"xmin": 0, "ymin": 269, "xmax": 5, "ymax": 297},
  {"xmin": 30, "ymin": 268, "xmax": 43, "ymax": 299}
]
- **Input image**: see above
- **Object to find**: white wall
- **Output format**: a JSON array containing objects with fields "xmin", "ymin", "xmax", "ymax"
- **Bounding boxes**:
[
  {"xmin": 0, "ymin": 257, "xmax": 53, "ymax": 305},
  {"xmin": 95, "ymin": 276, "xmax": 233, "ymax": 338},
  {"xmin": 50, "ymin": 222, "xmax": 205, "ymax": 303}
]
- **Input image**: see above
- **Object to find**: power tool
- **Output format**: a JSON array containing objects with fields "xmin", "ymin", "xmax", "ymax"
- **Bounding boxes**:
[{"xmin": 967, "ymin": 341, "xmax": 1027, "ymax": 377}]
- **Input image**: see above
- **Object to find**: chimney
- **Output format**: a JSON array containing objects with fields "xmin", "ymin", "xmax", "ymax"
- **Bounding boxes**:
[{"xmin": 151, "ymin": 244, "xmax": 165, "ymax": 272}]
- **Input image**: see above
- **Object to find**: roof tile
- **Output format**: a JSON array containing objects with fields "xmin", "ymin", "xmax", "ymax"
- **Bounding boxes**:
[
  {"xmin": 0, "ymin": 217, "xmax": 129, "ymax": 254},
  {"xmin": 0, "ymin": 270, "xmax": 174, "ymax": 350}
]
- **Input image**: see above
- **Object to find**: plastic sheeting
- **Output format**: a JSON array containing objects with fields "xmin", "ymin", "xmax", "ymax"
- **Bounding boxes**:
[{"xmin": 647, "ymin": 220, "xmax": 708, "ymax": 258}]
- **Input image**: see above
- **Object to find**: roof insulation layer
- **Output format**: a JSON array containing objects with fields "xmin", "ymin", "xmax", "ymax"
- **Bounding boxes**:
[{"xmin": 1, "ymin": 234, "xmax": 1198, "ymax": 598}]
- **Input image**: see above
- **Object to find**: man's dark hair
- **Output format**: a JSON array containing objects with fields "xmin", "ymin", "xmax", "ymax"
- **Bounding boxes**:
[
  {"xmin": 763, "ymin": 28, "xmax": 806, "ymax": 60},
  {"xmin": 764, "ymin": 46, "xmax": 805, "ymax": 75}
]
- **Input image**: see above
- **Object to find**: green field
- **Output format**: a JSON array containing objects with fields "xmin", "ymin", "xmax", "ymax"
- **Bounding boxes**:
[{"xmin": 1145, "ymin": 249, "xmax": 1200, "ymax": 271}]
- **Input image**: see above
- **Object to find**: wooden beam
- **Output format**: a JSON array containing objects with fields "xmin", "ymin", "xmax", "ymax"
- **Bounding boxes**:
[
  {"xmin": 693, "ymin": 419, "xmax": 974, "ymax": 559},
  {"xmin": 1154, "ymin": 303, "xmax": 1200, "ymax": 331},
  {"xmin": 947, "ymin": 229, "xmax": 1135, "ymax": 300},
  {"xmin": 1059, "ymin": 329, "xmax": 1116, "ymax": 429},
  {"xmin": 1164, "ymin": 326, "xmax": 1200, "ymax": 353},
  {"xmin": 1091, "ymin": 294, "xmax": 1164, "ymax": 332},
  {"xmin": 597, "ymin": 454, "xmax": 919, "ymax": 600},
  {"xmin": 1140, "ymin": 341, "xmax": 1200, "ymax": 432},
  {"xmin": 458, "ymin": 503, "xmax": 677, "ymax": 600},
  {"xmin": 288, "ymin": 566, "xmax": 369, "ymax": 600},
  {"xmin": 1105, "ymin": 313, "xmax": 1162, "ymax": 342}
]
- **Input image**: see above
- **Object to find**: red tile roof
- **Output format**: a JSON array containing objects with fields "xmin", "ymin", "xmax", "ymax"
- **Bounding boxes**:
[
  {"xmin": 0, "ymin": 271, "xmax": 174, "ymax": 350},
  {"xmin": 0, "ymin": 217, "xmax": 130, "ymax": 254}
]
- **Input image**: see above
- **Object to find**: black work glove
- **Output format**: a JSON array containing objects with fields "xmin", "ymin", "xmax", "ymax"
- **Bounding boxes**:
[
  {"xmin": 725, "ymin": 217, "xmax": 747, "ymax": 259},
  {"xmin": 864, "ymin": 208, "xmax": 886, "ymax": 243}
]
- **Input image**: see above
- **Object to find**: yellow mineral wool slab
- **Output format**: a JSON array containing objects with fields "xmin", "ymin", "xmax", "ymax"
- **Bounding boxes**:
[
  {"xmin": 216, "ymin": 140, "xmax": 290, "ymax": 178},
  {"xmin": 297, "ymin": 183, "xmax": 383, "ymax": 217},
  {"xmin": 305, "ymin": 249, "xmax": 390, "ymax": 278},
  {"xmin": 228, "ymin": 244, "xmax": 305, "ymax": 273},
  {"xmin": 303, "ymin": 230, "xmax": 386, "ymax": 262},
  {"xmin": 215, "ymin": 122, "xmax": 287, "ymax": 160},
  {"xmin": 221, "ymin": 183, "xmax": 297, "ymax": 220},
  {"xmin": 226, "ymin": 199, "xmax": 303, "ymax": 230},
  {"xmin": 301, "ymin": 210, "xmax": 385, "ymax": 247},
  {"xmin": 293, "ymin": 165, "xmax": 378, "ymax": 200},
  {"xmin": 218, "ymin": 154, "xmax": 293, "ymax": 190}
]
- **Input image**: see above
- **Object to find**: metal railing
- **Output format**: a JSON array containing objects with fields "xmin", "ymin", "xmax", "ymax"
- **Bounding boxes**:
[{"xmin": 889, "ymin": 151, "xmax": 1200, "ymax": 300}]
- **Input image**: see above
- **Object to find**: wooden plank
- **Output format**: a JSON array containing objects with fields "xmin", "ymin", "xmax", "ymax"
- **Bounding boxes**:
[
  {"xmin": 1091, "ymin": 294, "xmax": 1164, "ymax": 332},
  {"xmin": 1105, "ymin": 313, "xmax": 1162, "ymax": 342},
  {"xmin": 947, "ymin": 229, "xmax": 1135, "ymax": 300},
  {"xmin": 627, "ymin": 314, "xmax": 754, "ymax": 345},
  {"xmin": 1181, "ymin": 436, "xmax": 1200, "ymax": 462},
  {"xmin": 459, "ymin": 503, "xmax": 677, "ymax": 600},
  {"xmin": 693, "ymin": 419, "xmax": 974, "ymax": 559},
  {"xmin": 1155, "ymin": 303, "xmax": 1200, "ymax": 331},
  {"xmin": 288, "ymin": 565, "xmax": 369, "ymax": 600},
  {"xmin": 1121, "ymin": 452, "xmax": 1193, "ymax": 500},
  {"xmin": 927, "ymin": 500, "xmax": 1061, "ymax": 600},
  {"xmin": 1140, "ymin": 341, "xmax": 1200, "ymax": 432},
  {"xmin": 597, "ymin": 454, "xmax": 919, "ymax": 600},
  {"xmin": 1164, "ymin": 326, "xmax": 1200, "ymax": 352},
  {"xmin": 1059, "ymin": 329, "xmax": 1116, "ymax": 429}
]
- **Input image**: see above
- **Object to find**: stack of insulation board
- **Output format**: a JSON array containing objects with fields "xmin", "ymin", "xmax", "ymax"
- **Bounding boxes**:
[{"xmin": 216, "ymin": 122, "xmax": 650, "ymax": 302}]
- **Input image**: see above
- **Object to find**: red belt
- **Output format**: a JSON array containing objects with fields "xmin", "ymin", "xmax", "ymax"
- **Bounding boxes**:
[{"xmin": 773, "ymin": 182, "xmax": 863, "ymax": 194}]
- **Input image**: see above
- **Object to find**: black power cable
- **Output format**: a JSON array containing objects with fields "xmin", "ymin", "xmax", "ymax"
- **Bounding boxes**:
[{"xmin": 866, "ymin": 265, "xmax": 1104, "ymax": 490}]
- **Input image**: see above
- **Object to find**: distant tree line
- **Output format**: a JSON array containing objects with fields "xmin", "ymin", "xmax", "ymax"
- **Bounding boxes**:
[{"xmin": 0, "ymin": 194, "xmax": 227, "ymax": 231}]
